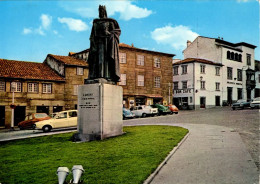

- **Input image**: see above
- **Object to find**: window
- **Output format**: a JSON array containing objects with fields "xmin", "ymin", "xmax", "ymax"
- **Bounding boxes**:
[
  {"xmin": 154, "ymin": 76, "xmax": 160, "ymax": 88},
  {"xmin": 190, "ymin": 97, "xmax": 192, "ymax": 103},
  {"xmin": 154, "ymin": 57, "xmax": 160, "ymax": 68},
  {"xmin": 216, "ymin": 82, "xmax": 220, "ymax": 91},
  {"xmin": 231, "ymin": 52, "xmax": 234, "ymax": 60},
  {"xmin": 215, "ymin": 67, "xmax": 220, "ymax": 76},
  {"xmin": 43, "ymin": 83, "xmax": 52, "ymax": 93},
  {"xmin": 173, "ymin": 82, "xmax": 178, "ymax": 89},
  {"xmin": 137, "ymin": 75, "xmax": 144, "ymax": 86},
  {"xmin": 227, "ymin": 51, "xmax": 231, "ymax": 59},
  {"xmin": 74, "ymin": 85, "xmax": 79, "ymax": 95},
  {"xmin": 28, "ymin": 83, "xmax": 38, "ymax": 93},
  {"xmin": 119, "ymin": 52, "xmax": 126, "ymax": 63},
  {"xmin": 173, "ymin": 66, "xmax": 179, "ymax": 75},
  {"xmin": 247, "ymin": 54, "xmax": 251, "ymax": 65},
  {"xmin": 182, "ymin": 65, "xmax": 188, "ymax": 74},
  {"xmin": 239, "ymin": 54, "xmax": 242, "ymax": 62},
  {"xmin": 200, "ymin": 81, "xmax": 205, "ymax": 90},
  {"xmin": 119, "ymin": 74, "xmax": 126, "ymax": 86},
  {"xmin": 69, "ymin": 111, "xmax": 77, "ymax": 118},
  {"xmin": 137, "ymin": 55, "xmax": 144, "ymax": 66},
  {"xmin": 182, "ymin": 81, "xmax": 187, "ymax": 89},
  {"xmin": 11, "ymin": 82, "xmax": 22, "ymax": 92},
  {"xmin": 227, "ymin": 67, "xmax": 233, "ymax": 80},
  {"xmin": 237, "ymin": 69, "xmax": 242, "ymax": 81},
  {"xmin": 77, "ymin": 67, "xmax": 84, "ymax": 75},
  {"xmin": 0, "ymin": 81, "xmax": 5, "ymax": 92},
  {"xmin": 200, "ymin": 65, "xmax": 205, "ymax": 74}
]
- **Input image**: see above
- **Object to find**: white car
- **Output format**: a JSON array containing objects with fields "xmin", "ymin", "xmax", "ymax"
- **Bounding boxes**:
[
  {"xmin": 250, "ymin": 97, "xmax": 260, "ymax": 109},
  {"xmin": 130, "ymin": 105, "xmax": 158, "ymax": 118},
  {"xmin": 35, "ymin": 110, "xmax": 77, "ymax": 132}
]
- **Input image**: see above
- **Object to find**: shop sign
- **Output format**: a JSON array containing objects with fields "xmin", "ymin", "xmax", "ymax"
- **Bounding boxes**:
[{"xmin": 174, "ymin": 88, "xmax": 193, "ymax": 94}]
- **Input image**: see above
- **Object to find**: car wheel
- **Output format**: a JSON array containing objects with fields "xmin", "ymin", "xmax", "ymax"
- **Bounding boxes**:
[
  {"xmin": 170, "ymin": 111, "xmax": 174, "ymax": 115},
  {"xmin": 142, "ymin": 113, "xmax": 147, "ymax": 118},
  {"xmin": 123, "ymin": 115, "xmax": 126, "ymax": 120},
  {"xmin": 232, "ymin": 107, "xmax": 235, "ymax": 110},
  {"xmin": 42, "ymin": 125, "xmax": 52, "ymax": 132},
  {"xmin": 19, "ymin": 126, "xmax": 24, "ymax": 130},
  {"xmin": 175, "ymin": 112, "xmax": 178, "ymax": 114}
]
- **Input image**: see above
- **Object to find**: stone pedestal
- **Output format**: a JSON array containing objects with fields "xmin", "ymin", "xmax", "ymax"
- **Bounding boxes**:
[{"xmin": 75, "ymin": 82, "xmax": 123, "ymax": 141}]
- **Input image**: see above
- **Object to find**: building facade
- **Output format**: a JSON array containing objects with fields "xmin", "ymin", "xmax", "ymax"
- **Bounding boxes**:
[
  {"xmin": 174, "ymin": 36, "xmax": 256, "ymax": 109},
  {"xmin": 0, "ymin": 56, "xmax": 88, "ymax": 128},
  {"xmin": 254, "ymin": 60, "xmax": 260, "ymax": 97},
  {"xmin": 173, "ymin": 58, "xmax": 223, "ymax": 110}
]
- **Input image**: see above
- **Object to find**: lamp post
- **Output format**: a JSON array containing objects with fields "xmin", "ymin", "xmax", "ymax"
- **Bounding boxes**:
[
  {"xmin": 11, "ymin": 82, "xmax": 15, "ymax": 130},
  {"xmin": 168, "ymin": 83, "xmax": 171, "ymax": 105}
]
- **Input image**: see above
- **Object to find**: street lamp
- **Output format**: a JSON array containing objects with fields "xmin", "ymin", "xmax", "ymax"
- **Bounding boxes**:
[
  {"xmin": 10, "ymin": 82, "xmax": 16, "ymax": 130},
  {"xmin": 168, "ymin": 83, "xmax": 171, "ymax": 105}
]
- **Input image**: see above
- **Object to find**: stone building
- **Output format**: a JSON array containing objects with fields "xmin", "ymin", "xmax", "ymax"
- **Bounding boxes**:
[
  {"xmin": 0, "ymin": 56, "xmax": 88, "ymax": 128},
  {"xmin": 118, "ymin": 43, "xmax": 175, "ymax": 108},
  {"xmin": 173, "ymin": 36, "xmax": 257, "ymax": 109},
  {"xmin": 70, "ymin": 43, "xmax": 175, "ymax": 108}
]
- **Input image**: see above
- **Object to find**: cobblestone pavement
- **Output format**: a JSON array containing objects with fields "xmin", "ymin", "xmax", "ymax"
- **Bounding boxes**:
[{"xmin": 124, "ymin": 107, "xmax": 260, "ymax": 170}]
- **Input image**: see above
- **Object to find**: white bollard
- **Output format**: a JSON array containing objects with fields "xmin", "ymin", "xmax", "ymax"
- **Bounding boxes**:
[
  {"xmin": 72, "ymin": 165, "xmax": 85, "ymax": 184},
  {"xmin": 57, "ymin": 167, "xmax": 70, "ymax": 184}
]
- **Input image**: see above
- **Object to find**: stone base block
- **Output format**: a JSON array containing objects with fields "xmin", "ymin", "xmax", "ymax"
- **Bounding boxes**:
[{"xmin": 75, "ymin": 82, "xmax": 123, "ymax": 142}]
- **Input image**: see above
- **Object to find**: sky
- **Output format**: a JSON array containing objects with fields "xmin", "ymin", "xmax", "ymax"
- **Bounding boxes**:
[{"xmin": 0, "ymin": 0, "xmax": 259, "ymax": 63}]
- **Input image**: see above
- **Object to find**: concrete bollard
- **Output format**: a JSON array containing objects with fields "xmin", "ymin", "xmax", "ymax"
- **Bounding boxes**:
[
  {"xmin": 57, "ymin": 167, "xmax": 70, "ymax": 184},
  {"xmin": 71, "ymin": 165, "xmax": 85, "ymax": 184}
]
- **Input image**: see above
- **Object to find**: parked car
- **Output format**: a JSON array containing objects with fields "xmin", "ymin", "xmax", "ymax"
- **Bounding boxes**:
[
  {"xmin": 250, "ymin": 97, "xmax": 260, "ymax": 109},
  {"xmin": 151, "ymin": 104, "xmax": 171, "ymax": 115},
  {"xmin": 35, "ymin": 110, "xmax": 77, "ymax": 132},
  {"xmin": 18, "ymin": 113, "xmax": 51, "ymax": 130},
  {"xmin": 167, "ymin": 104, "xmax": 179, "ymax": 114},
  {"xmin": 123, "ymin": 108, "xmax": 135, "ymax": 120},
  {"xmin": 231, "ymin": 99, "xmax": 251, "ymax": 110},
  {"xmin": 130, "ymin": 105, "xmax": 158, "ymax": 118}
]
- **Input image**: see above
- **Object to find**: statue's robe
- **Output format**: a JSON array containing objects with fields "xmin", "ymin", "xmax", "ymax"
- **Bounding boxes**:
[{"xmin": 88, "ymin": 18, "xmax": 121, "ymax": 83}]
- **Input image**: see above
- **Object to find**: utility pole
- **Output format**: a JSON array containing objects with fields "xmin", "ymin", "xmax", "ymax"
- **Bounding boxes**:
[{"xmin": 11, "ymin": 82, "xmax": 15, "ymax": 130}]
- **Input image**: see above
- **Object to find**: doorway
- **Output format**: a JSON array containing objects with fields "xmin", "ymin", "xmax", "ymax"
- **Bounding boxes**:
[
  {"xmin": 215, "ymin": 96, "xmax": 220, "ymax": 106},
  {"xmin": 247, "ymin": 89, "xmax": 251, "ymax": 101},
  {"xmin": 14, "ymin": 106, "xmax": 26, "ymax": 126},
  {"xmin": 227, "ymin": 87, "xmax": 233, "ymax": 105},
  {"xmin": 200, "ymin": 97, "xmax": 206, "ymax": 108},
  {"xmin": 37, "ymin": 106, "xmax": 50, "ymax": 115},
  {"xmin": 237, "ymin": 88, "xmax": 243, "ymax": 100},
  {"xmin": 0, "ymin": 106, "xmax": 5, "ymax": 127},
  {"xmin": 53, "ymin": 106, "xmax": 63, "ymax": 113}
]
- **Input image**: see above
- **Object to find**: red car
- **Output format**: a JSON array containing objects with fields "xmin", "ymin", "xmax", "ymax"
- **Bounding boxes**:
[
  {"xmin": 18, "ymin": 113, "xmax": 51, "ymax": 130},
  {"xmin": 167, "ymin": 104, "xmax": 179, "ymax": 114}
]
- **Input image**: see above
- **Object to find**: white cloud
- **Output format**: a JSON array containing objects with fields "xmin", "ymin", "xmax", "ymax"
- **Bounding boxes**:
[
  {"xmin": 40, "ymin": 14, "xmax": 52, "ymax": 29},
  {"xmin": 53, "ymin": 30, "xmax": 58, "ymax": 35},
  {"xmin": 35, "ymin": 26, "xmax": 45, "ymax": 36},
  {"xmin": 58, "ymin": 17, "xmax": 88, "ymax": 32},
  {"xmin": 151, "ymin": 25, "xmax": 199, "ymax": 50},
  {"xmin": 23, "ymin": 28, "xmax": 32, "ymax": 34},
  {"xmin": 59, "ymin": 1, "xmax": 152, "ymax": 21}
]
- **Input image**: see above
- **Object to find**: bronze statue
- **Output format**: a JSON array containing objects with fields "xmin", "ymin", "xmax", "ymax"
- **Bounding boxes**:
[{"xmin": 87, "ymin": 5, "xmax": 121, "ymax": 83}]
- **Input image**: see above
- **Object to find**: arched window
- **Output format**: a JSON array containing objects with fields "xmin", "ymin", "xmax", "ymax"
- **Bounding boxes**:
[
  {"xmin": 230, "ymin": 52, "xmax": 234, "ymax": 60},
  {"xmin": 227, "ymin": 51, "xmax": 231, "ymax": 59},
  {"xmin": 239, "ymin": 54, "xmax": 242, "ymax": 62},
  {"xmin": 235, "ymin": 53, "xmax": 238, "ymax": 61}
]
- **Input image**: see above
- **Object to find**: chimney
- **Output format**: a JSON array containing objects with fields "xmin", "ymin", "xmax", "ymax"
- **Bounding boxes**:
[{"xmin": 187, "ymin": 40, "xmax": 192, "ymax": 47}]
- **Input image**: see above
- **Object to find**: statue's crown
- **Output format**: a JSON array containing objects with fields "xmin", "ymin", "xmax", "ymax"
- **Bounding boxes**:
[{"xmin": 99, "ymin": 5, "xmax": 106, "ymax": 11}]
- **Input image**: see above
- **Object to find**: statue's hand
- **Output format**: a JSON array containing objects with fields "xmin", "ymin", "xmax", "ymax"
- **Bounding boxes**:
[{"xmin": 105, "ymin": 31, "xmax": 111, "ymax": 35}]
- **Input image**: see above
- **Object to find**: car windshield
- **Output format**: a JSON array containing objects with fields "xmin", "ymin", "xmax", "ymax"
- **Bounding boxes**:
[
  {"xmin": 35, "ymin": 113, "xmax": 48, "ymax": 118},
  {"xmin": 253, "ymin": 97, "xmax": 260, "ymax": 101},
  {"xmin": 237, "ymin": 99, "xmax": 245, "ymax": 103}
]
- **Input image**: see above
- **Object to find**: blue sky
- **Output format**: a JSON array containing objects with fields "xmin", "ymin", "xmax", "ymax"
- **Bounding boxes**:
[{"xmin": 0, "ymin": 0, "xmax": 259, "ymax": 63}]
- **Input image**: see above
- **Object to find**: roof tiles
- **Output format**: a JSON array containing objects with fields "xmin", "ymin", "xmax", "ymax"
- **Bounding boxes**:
[
  {"xmin": 48, "ymin": 54, "xmax": 87, "ymax": 66},
  {"xmin": 173, "ymin": 58, "xmax": 223, "ymax": 66},
  {"xmin": 0, "ymin": 59, "xmax": 65, "ymax": 81}
]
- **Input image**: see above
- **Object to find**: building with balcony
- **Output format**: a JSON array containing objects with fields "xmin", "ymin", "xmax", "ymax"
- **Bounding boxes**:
[{"xmin": 173, "ymin": 36, "xmax": 257, "ymax": 109}]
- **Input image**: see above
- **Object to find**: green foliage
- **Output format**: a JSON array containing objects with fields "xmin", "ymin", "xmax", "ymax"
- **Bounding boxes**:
[{"xmin": 0, "ymin": 126, "xmax": 188, "ymax": 184}]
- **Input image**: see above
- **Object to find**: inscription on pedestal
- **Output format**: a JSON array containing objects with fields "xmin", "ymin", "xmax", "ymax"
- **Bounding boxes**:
[{"xmin": 79, "ymin": 93, "xmax": 98, "ymax": 109}]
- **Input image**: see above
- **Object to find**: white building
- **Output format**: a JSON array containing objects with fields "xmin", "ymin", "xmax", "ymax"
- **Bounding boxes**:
[{"xmin": 173, "ymin": 36, "xmax": 257, "ymax": 110}]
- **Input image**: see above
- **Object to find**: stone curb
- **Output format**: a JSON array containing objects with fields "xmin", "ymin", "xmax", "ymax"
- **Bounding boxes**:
[{"xmin": 143, "ymin": 131, "xmax": 190, "ymax": 184}]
